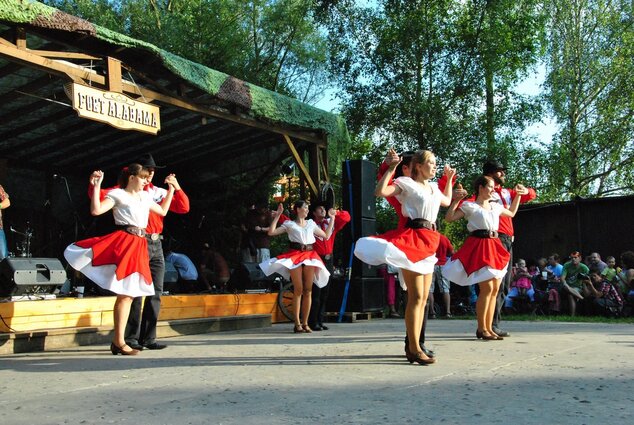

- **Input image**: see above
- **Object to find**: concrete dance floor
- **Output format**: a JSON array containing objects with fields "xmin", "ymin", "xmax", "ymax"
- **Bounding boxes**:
[{"xmin": 1, "ymin": 318, "xmax": 632, "ymax": 425}]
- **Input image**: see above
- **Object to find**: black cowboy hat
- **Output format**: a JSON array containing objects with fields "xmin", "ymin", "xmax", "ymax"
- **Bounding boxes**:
[
  {"xmin": 135, "ymin": 153, "xmax": 165, "ymax": 169},
  {"xmin": 482, "ymin": 160, "xmax": 507, "ymax": 175}
]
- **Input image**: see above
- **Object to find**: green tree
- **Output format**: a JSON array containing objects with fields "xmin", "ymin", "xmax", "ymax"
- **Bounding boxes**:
[
  {"xmin": 320, "ymin": 0, "xmax": 546, "ymax": 189},
  {"xmin": 543, "ymin": 0, "xmax": 634, "ymax": 199},
  {"xmin": 42, "ymin": 0, "xmax": 330, "ymax": 103}
]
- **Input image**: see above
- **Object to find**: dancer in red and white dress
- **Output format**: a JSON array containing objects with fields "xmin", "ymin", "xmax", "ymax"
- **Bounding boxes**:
[
  {"xmin": 354, "ymin": 149, "xmax": 455, "ymax": 365},
  {"xmin": 64, "ymin": 164, "xmax": 174, "ymax": 355},
  {"xmin": 442, "ymin": 175, "xmax": 527, "ymax": 341},
  {"xmin": 260, "ymin": 200, "xmax": 335, "ymax": 333}
]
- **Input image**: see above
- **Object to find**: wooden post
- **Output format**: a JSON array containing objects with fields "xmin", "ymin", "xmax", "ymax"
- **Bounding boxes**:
[{"xmin": 106, "ymin": 57, "xmax": 122, "ymax": 93}]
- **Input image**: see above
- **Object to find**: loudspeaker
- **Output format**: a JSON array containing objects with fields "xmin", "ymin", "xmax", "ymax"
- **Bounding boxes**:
[
  {"xmin": 343, "ymin": 217, "xmax": 379, "ymax": 278},
  {"xmin": 228, "ymin": 262, "xmax": 276, "ymax": 292},
  {"xmin": 343, "ymin": 160, "xmax": 376, "ymax": 219},
  {"xmin": 326, "ymin": 277, "xmax": 385, "ymax": 312},
  {"xmin": 0, "ymin": 257, "xmax": 67, "ymax": 297}
]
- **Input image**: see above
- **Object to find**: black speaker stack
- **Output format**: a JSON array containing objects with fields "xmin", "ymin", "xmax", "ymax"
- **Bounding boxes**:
[
  {"xmin": 0, "ymin": 257, "xmax": 67, "ymax": 297},
  {"xmin": 340, "ymin": 159, "xmax": 385, "ymax": 311}
]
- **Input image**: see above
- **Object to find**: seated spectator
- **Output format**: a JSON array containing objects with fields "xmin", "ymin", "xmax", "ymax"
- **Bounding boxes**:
[
  {"xmin": 505, "ymin": 258, "xmax": 536, "ymax": 310},
  {"xmin": 587, "ymin": 252, "xmax": 607, "ymax": 274},
  {"xmin": 546, "ymin": 253, "xmax": 563, "ymax": 282},
  {"xmin": 511, "ymin": 258, "xmax": 532, "ymax": 297},
  {"xmin": 601, "ymin": 256, "xmax": 618, "ymax": 284},
  {"xmin": 560, "ymin": 251, "xmax": 590, "ymax": 316},
  {"xmin": 532, "ymin": 257, "xmax": 550, "ymax": 291},
  {"xmin": 165, "ymin": 250, "xmax": 199, "ymax": 293},
  {"xmin": 616, "ymin": 251, "xmax": 634, "ymax": 303},
  {"xmin": 580, "ymin": 272, "xmax": 623, "ymax": 316},
  {"xmin": 199, "ymin": 242, "xmax": 230, "ymax": 293}
]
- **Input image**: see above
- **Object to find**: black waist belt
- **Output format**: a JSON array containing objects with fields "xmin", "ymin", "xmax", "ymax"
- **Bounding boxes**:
[
  {"xmin": 116, "ymin": 225, "xmax": 147, "ymax": 237},
  {"xmin": 289, "ymin": 242, "xmax": 313, "ymax": 251},
  {"xmin": 405, "ymin": 218, "xmax": 436, "ymax": 231},
  {"xmin": 470, "ymin": 229, "xmax": 499, "ymax": 238}
]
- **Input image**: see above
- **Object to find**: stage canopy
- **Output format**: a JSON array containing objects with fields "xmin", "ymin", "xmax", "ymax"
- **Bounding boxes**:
[{"xmin": 0, "ymin": 0, "xmax": 349, "ymax": 192}]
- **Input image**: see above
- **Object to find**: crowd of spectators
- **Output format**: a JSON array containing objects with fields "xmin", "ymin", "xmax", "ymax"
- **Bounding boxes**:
[{"xmin": 501, "ymin": 250, "xmax": 633, "ymax": 317}]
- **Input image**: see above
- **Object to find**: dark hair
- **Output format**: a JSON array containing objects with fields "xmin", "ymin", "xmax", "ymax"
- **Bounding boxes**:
[
  {"xmin": 549, "ymin": 253, "xmax": 560, "ymax": 262},
  {"xmin": 472, "ymin": 175, "xmax": 493, "ymax": 196},
  {"xmin": 292, "ymin": 200, "xmax": 309, "ymax": 214},
  {"xmin": 117, "ymin": 163, "xmax": 149, "ymax": 188},
  {"xmin": 621, "ymin": 251, "xmax": 634, "ymax": 269},
  {"xmin": 395, "ymin": 151, "xmax": 415, "ymax": 178}
]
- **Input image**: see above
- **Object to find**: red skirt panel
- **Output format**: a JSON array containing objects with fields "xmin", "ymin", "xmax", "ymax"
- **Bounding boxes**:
[
  {"xmin": 451, "ymin": 236, "xmax": 509, "ymax": 276},
  {"xmin": 74, "ymin": 230, "xmax": 152, "ymax": 285}
]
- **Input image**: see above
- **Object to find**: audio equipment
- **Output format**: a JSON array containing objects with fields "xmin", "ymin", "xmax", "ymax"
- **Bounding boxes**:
[{"xmin": 0, "ymin": 257, "xmax": 67, "ymax": 297}]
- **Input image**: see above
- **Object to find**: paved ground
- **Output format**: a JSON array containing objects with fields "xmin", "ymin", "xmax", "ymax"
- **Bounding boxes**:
[{"xmin": 1, "ymin": 318, "xmax": 632, "ymax": 425}]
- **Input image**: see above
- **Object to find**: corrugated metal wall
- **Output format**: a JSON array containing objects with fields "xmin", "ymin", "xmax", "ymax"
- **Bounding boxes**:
[{"xmin": 513, "ymin": 195, "xmax": 634, "ymax": 264}]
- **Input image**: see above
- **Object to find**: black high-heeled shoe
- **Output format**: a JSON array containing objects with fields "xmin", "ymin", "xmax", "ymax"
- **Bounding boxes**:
[
  {"xmin": 293, "ymin": 325, "xmax": 305, "ymax": 333},
  {"xmin": 411, "ymin": 351, "xmax": 436, "ymax": 365},
  {"xmin": 476, "ymin": 330, "xmax": 484, "ymax": 339},
  {"xmin": 110, "ymin": 343, "xmax": 140, "ymax": 356}
]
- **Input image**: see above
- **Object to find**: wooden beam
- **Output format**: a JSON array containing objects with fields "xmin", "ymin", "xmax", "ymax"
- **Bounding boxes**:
[
  {"xmin": 106, "ymin": 57, "xmax": 122, "ymax": 93},
  {"xmin": 283, "ymin": 134, "xmax": 318, "ymax": 196},
  {"xmin": 28, "ymin": 50, "xmax": 101, "ymax": 60},
  {"xmin": 319, "ymin": 147, "xmax": 330, "ymax": 183},
  {"xmin": 0, "ymin": 39, "xmax": 326, "ymax": 146}
]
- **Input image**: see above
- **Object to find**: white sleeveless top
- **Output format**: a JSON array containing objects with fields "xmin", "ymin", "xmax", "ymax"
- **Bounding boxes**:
[
  {"xmin": 280, "ymin": 219, "xmax": 318, "ymax": 244},
  {"xmin": 105, "ymin": 188, "xmax": 153, "ymax": 227},
  {"xmin": 394, "ymin": 177, "xmax": 442, "ymax": 221},
  {"xmin": 459, "ymin": 201, "xmax": 504, "ymax": 232}
]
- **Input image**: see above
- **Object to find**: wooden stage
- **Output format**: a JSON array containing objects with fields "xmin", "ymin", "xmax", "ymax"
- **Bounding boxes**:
[{"xmin": 0, "ymin": 293, "xmax": 289, "ymax": 354}]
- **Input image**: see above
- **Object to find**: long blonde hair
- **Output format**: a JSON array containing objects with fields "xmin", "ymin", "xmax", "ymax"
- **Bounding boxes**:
[{"xmin": 410, "ymin": 150, "xmax": 434, "ymax": 180}]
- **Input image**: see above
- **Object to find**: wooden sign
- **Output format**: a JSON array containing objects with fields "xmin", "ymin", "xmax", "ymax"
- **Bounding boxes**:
[{"xmin": 70, "ymin": 83, "xmax": 160, "ymax": 135}]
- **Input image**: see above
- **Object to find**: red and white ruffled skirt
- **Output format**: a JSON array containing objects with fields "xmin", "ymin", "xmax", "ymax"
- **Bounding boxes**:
[
  {"xmin": 259, "ymin": 249, "xmax": 330, "ymax": 288},
  {"xmin": 354, "ymin": 227, "xmax": 440, "ymax": 290},
  {"xmin": 64, "ymin": 230, "xmax": 154, "ymax": 297},
  {"xmin": 442, "ymin": 236, "xmax": 509, "ymax": 286}
]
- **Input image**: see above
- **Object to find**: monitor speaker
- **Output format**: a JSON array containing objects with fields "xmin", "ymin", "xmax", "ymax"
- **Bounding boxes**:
[
  {"xmin": 326, "ymin": 277, "xmax": 385, "ymax": 312},
  {"xmin": 0, "ymin": 257, "xmax": 67, "ymax": 297},
  {"xmin": 343, "ymin": 217, "xmax": 379, "ymax": 278},
  {"xmin": 228, "ymin": 262, "xmax": 277, "ymax": 292}
]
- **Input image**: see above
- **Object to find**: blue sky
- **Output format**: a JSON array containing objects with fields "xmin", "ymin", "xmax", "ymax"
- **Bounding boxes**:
[{"xmin": 315, "ymin": 64, "xmax": 559, "ymax": 146}]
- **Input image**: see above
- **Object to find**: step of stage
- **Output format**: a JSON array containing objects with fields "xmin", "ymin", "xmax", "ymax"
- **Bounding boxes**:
[{"xmin": 0, "ymin": 314, "xmax": 271, "ymax": 355}]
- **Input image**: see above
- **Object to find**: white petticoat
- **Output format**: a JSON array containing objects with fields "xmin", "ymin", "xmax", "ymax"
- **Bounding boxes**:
[
  {"xmin": 64, "ymin": 244, "xmax": 155, "ymax": 297},
  {"xmin": 259, "ymin": 257, "xmax": 330, "ymax": 288},
  {"xmin": 442, "ymin": 259, "xmax": 508, "ymax": 287},
  {"xmin": 354, "ymin": 237, "xmax": 437, "ymax": 290}
]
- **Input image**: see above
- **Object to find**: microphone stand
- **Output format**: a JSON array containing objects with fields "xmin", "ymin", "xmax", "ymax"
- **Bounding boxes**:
[{"xmin": 58, "ymin": 175, "xmax": 85, "ymax": 241}]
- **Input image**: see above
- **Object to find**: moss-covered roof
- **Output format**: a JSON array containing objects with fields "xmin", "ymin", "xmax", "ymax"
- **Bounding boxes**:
[{"xmin": 0, "ymin": 0, "xmax": 350, "ymax": 152}]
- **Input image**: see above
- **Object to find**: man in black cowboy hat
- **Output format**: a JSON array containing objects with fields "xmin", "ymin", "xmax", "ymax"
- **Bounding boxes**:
[
  {"xmin": 123, "ymin": 153, "xmax": 190, "ymax": 350},
  {"xmin": 307, "ymin": 200, "xmax": 350, "ymax": 331},
  {"xmin": 483, "ymin": 159, "xmax": 536, "ymax": 337}
]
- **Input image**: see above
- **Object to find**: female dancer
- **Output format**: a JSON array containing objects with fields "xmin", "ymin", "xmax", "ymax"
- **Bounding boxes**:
[
  {"xmin": 260, "ymin": 200, "xmax": 335, "ymax": 333},
  {"xmin": 354, "ymin": 149, "xmax": 455, "ymax": 364},
  {"xmin": 64, "ymin": 165, "xmax": 174, "ymax": 355},
  {"xmin": 442, "ymin": 175, "xmax": 527, "ymax": 340}
]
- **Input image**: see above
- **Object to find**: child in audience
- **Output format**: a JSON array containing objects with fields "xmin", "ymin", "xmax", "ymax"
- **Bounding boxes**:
[
  {"xmin": 602, "ymin": 256, "xmax": 617, "ymax": 283},
  {"xmin": 512, "ymin": 258, "xmax": 532, "ymax": 296}
]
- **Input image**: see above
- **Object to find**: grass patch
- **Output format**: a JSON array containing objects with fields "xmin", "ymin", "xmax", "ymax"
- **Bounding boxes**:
[
  {"xmin": 443, "ymin": 313, "xmax": 634, "ymax": 324},
  {"xmin": 503, "ymin": 314, "xmax": 634, "ymax": 324}
]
